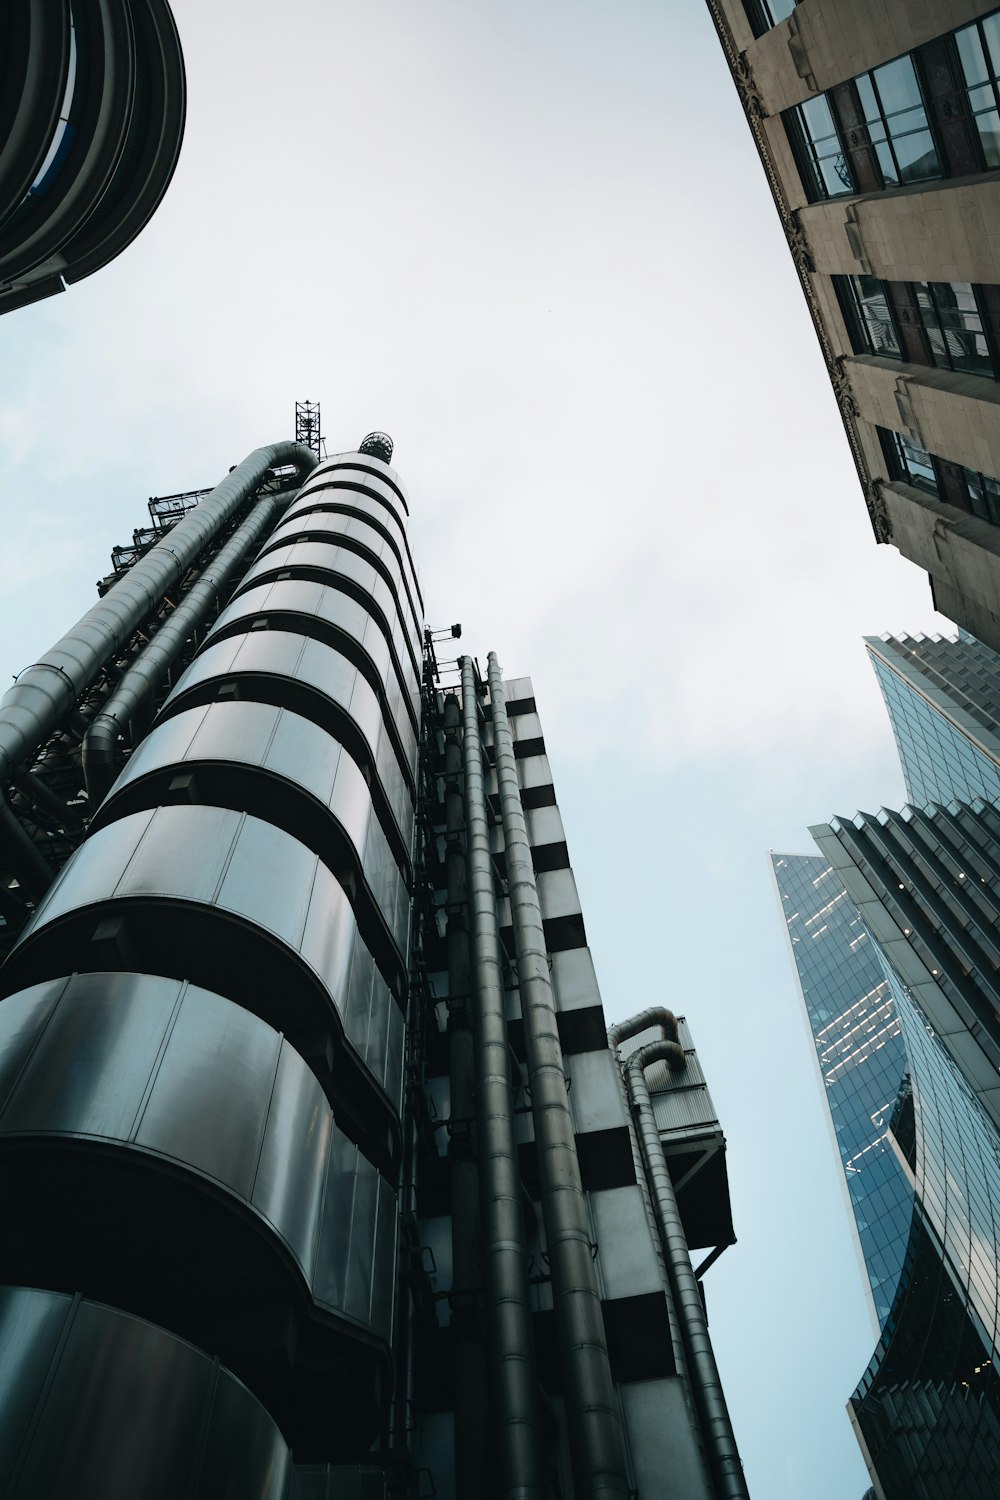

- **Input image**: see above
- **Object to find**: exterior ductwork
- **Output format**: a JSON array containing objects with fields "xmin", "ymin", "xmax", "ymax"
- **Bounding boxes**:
[
  {"xmin": 486, "ymin": 651, "xmax": 629, "ymax": 1500},
  {"xmin": 442, "ymin": 691, "xmax": 489, "ymax": 1497},
  {"xmin": 0, "ymin": 441, "xmax": 315, "ymax": 792},
  {"xmin": 0, "ymin": 441, "xmax": 314, "ymax": 890},
  {"xmin": 459, "ymin": 656, "xmax": 545, "ymax": 1500},
  {"xmin": 81, "ymin": 485, "xmax": 295, "ymax": 811},
  {"xmin": 624, "ymin": 1040, "xmax": 749, "ymax": 1500},
  {"xmin": 607, "ymin": 1006, "xmax": 681, "ymax": 1055}
]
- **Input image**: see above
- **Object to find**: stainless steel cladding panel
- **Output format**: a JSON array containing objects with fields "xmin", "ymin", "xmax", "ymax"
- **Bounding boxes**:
[
  {"xmin": 160, "ymin": 632, "xmax": 415, "ymax": 837},
  {"xmin": 261, "ymin": 513, "xmax": 422, "ymax": 640},
  {"xmin": 3, "ymin": 809, "xmax": 402, "ymax": 1123},
  {"xmin": 0, "ymin": 1287, "xmax": 292, "ymax": 1500},
  {"xmin": 238, "ymin": 542, "xmax": 422, "ymax": 672},
  {"xmin": 285, "ymin": 487, "xmax": 422, "ymax": 611},
  {"xmin": 209, "ymin": 577, "xmax": 419, "ymax": 725},
  {"xmin": 253, "ymin": 1042, "xmax": 332, "ymax": 1274},
  {"xmin": 133, "ymin": 986, "xmax": 283, "ymax": 1199},
  {"xmin": 298, "ymin": 462, "xmax": 412, "ymax": 526},
  {"xmin": 315, "ymin": 1134, "xmax": 396, "ymax": 1337},
  {"xmin": 0, "ymin": 976, "xmax": 396, "ymax": 1335},
  {"xmin": 98, "ymin": 701, "xmax": 410, "ymax": 956},
  {"xmin": 0, "ymin": 972, "xmax": 173, "ymax": 1139},
  {"xmin": 307, "ymin": 456, "xmax": 410, "ymax": 520},
  {"xmin": 220, "ymin": 572, "xmax": 421, "ymax": 719}
]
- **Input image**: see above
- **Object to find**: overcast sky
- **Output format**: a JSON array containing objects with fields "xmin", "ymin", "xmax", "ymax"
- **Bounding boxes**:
[{"xmin": 0, "ymin": 3, "xmax": 955, "ymax": 1495}]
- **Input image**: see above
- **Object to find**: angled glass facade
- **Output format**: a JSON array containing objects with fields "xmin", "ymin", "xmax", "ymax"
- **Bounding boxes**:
[
  {"xmin": 772, "ymin": 852, "xmax": 911, "ymax": 1331},
  {"xmin": 849, "ymin": 959, "xmax": 1000, "ymax": 1499},
  {"xmin": 867, "ymin": 632, "xmax": 1000, "ymax": 807},
  {"xmin": 775, "ymin": 628, "xmax": 1000, "ymax": 1497}
]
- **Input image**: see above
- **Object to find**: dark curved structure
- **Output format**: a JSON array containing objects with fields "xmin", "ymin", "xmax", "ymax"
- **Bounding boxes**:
[{"xmin": 0, "ymin": 0, "xmax": 185, "ymax": 315}]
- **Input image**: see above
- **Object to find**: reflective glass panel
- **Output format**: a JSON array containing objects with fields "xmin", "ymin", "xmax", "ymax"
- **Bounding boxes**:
[
  {"xmin": 772, "ymin": 854, "xmax": 912, "ymax": 1330},
  {"xmin": 914, "ymin": 282, "xmax": 994, "ymax": 379},
  {"xmin": 862, "ymin": 57, "xmax": 941, "ymax": 186},
  {"xmin": 893, "ymin": 432, "xmax": 938, "ymax": 494},
  {"xmin": 958, "ymin": 16, "xmax": 1000, "ymax": 168},
  {"xmin": 963, "ymin": 467, "xmax": 1000, "ymax": 526},
  {"xmin": 797, "ymin": 95, "xmax": 855, "ymax": 197},
  {"xmin": 840, "ymin": 275, "xmax": 901, "ymax": 358}
]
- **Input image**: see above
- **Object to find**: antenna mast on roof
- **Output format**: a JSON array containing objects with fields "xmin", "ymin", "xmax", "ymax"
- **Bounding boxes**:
[{"xmin": 295, "ymin": 400, "xmax": 325, "ymax": 458}]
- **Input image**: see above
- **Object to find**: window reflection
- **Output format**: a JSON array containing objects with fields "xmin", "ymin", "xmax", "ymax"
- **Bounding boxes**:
[
  {"xmin": 857, "ymin": 58, "xmax": 941, "ymax": 186},
  {"xmin": 915, "ymin": 282, "xmax": 995, "ymax": 379},
  {"xmin": 957, "ymin": 13, "xmax": 1000, "ymax": 169}
]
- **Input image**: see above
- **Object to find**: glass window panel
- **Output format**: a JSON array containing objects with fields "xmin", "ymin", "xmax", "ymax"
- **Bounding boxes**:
[
  {"xmin": 983, "ymin": 13, "xmax": 1000, "ymax": 78},
  {"xmin": 897, "ymin": 433, "xmax": 938, "ymax": 494},
  {"xmin": 856, "ymin": 74, "xmax": 881, "ymax": 130},
  {"xmin": 958, "ymin": 25, "xmax": 990, "ymax": 87},
  {"xmin": 873, "ymin": 56, "xmax": 923, "ymax": 114},
  {"xmin": 874, "ymin": 141, "xmax": 898, "ymax": 183},
  {"xmin": 796, "ymin": 95, "xmax": 856, "ymax": 196},
  {"xmin": 976, "ymin": 109, "xmax": 1000, "ymax": 169},
  {"xmin": 800, "ymin": 92, "xmax": 838, "ymax": 140},
  {"xmin": 894, "ymin": 130, "xmax": 941, "ymax": 184},
  {"xmin": 913, "ymin": 283, "xmax": 995, "ymax": 379}
]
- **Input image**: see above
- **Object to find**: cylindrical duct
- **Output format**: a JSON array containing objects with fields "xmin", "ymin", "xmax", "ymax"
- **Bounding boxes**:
[
  {"xmin": 81, "ymin": 486, "xmax": 294, "ymax": 810},
  {"xmin": 0, "ymin": 440, "xmax": 315, "ymax": 790},
  {"xmin": 626, "ymin": 1043, "xmax": 749, "ymax": 1500},
  {"xmin": 443, "ymin": 692, "xmax": 489, "ymax": 1497},
  {"xmin": 486, "ymin": 651, "xmax": 628, "ymax": 1500},
  {"xmin": 460, "ymin": 656, "xmax": 545, "ymax": 1500}
]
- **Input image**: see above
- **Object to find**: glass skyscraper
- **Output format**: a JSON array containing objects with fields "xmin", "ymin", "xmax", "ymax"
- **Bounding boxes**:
[
  {"xmin": 774, "ymin": 630, "xmax": 1000, "ymax": 1498},
  {"xmin": 771, "ymin": 852, "xmax": 911, "ymax": 1333},
  {"xmin": 866, "ymin": 632, "xmax": 1000, "ymax": 807}
]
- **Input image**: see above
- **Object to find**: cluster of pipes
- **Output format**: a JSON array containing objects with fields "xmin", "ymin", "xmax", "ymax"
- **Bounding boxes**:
[
  {"xmin": 0, "ymin": 441, "xmax": 317, "ymax": 908},
  {"xmin": 444, "ymin": 655, "xmax": 748, "ymax": 1499}
]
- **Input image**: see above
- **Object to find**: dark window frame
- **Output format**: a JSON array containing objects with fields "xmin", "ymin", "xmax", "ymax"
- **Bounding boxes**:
[
  {"xmin": 834, "ymin": 275, "xmax": 904, "ymax": 361},
  {"xmin": 836, "ymin": 277, "xmax": 1000, "ymax": 381},
  {"xmin": 955, "ymin": 12, "xmax": 1000, "ymax": 170},
  {"xmin": 878, "ymin": 427, "xmax": 942, "ymax": 497},
  {"xmin": 783, "ymin": 10, "xmax": 1000, "ymax": 203},
  {"xmin": 877, "ymin": 426, "xmax": 1000, "ymax": 525},
  {"xmin": 913, "ymin": 281, "xmax": 998, "ymax": 380},
  {"xmin": 742, "ymin": 0, "xmax": 799, "ymax": 41}
]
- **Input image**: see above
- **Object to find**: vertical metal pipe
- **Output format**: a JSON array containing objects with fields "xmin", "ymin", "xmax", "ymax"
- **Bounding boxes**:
[
  {"xmin": 444, "ymin": 694, "xmax": 490, "ymax": 1498},
  {"xmin": 460, "ymin": 658, "xmax": 545, "ymax": 1500},
  {"xmin": 486, "ymin": 652, "xmax": 628, "ymax": 1500},
  {"xmin": 626, "ymin": 1044, "xmax": 749, "ymax": 1500}
]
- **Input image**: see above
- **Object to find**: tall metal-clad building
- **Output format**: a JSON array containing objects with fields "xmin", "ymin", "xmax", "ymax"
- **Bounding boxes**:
[
  {"xmin": 0, "ymin": 426, "xmax": 746, "ymax": 1499},
  {"xmin": 773, "ymin": 629, "xmax": 1000, "ymax": 1497},
  {"xmin": 0, "ymin": 2, "xmax": 185, "ymax": 314},
  {"xmin": 706, "ymin": 0, "xmax": 1000, "ymax": 652}
]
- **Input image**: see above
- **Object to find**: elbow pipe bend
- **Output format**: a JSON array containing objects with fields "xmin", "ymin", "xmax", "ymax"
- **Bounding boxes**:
[{"xmin": 607, "ymin": 1006, "xmax": 681, "ymax": 1054}]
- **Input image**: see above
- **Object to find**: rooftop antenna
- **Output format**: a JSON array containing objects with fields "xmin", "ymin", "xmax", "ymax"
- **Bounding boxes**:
[{"xmin": 295, "ymin": 400, "xmax": 324, "ymax": 458}]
